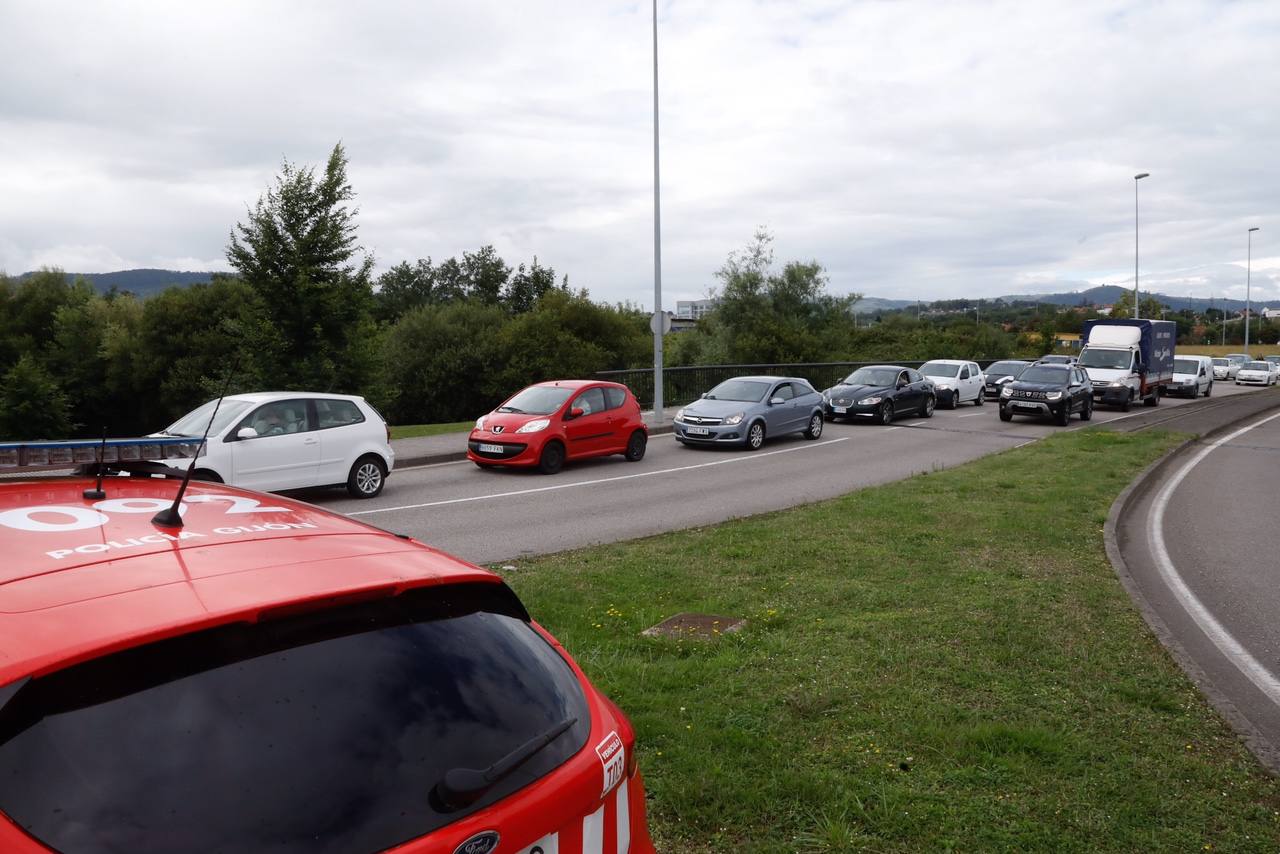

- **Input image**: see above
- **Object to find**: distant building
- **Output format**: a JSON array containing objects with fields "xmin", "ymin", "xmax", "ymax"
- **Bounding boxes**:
[
  {"xmin": 675, "ymin": 298, "xmax": 719, "ymax": 320},
  {"xmin": 1055, "ymin": 332, "xmax": 1083, "ymax": 350},
  {"xmin": 1262, "ymin": 308, "xmax": 1280, "ymax": 320}
]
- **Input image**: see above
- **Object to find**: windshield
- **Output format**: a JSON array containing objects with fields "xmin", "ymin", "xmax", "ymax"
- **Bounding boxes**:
[
  {"xmin": 986, "ymin": 361, "xmax": 1027, "ymax": 377},
  {"xmin": 705, "ymin": 379, "xmax": 769, "ymax": 402},
  {"xmin": 1018, "ymin": 366, "xmax": 1069, "ymax": 384},
  {"xmin": 1212, "ymin": 359, "xmax": 1228, "ymax": 366},
  {"xmin": 1039, "ymin": 355, "xmax": 1072, "ymax": 363},
  {"xmin": 842, "ymin": 367, "xmax": 900, "ymax": 387},
  {"xmin": 163, "ymin": 399, "xmax": 251, "ymax": 437},
  {"xmin": 1173, "ymin": 359, "xmax": 1201, "ymax": 374},
  {"xmin": 0, "ymin": 583, "xmax": 589, "ymax": 854},
  {"xmin": 1245, "ymin": 362, "xmax": 1269, "ymax": 371},
  {"xmin": 919, "ymin": 361, "xmax": 961, "ymax": 378},
  {"xmin": 1078, "ymin": 349, "xmax": 1131, "ymax": 370},
  {"xmin": 499, "ymin": 386, "xmax": 574, "ymax": 415}
]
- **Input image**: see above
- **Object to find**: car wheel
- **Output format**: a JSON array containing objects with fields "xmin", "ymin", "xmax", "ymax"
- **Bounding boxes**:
[
  {"xmin": 1144, "ymin": 391, "xmax": 1159, "ymax": 407},
  {"xmin": 746, "ymin": 421, "xmax": 766, "ymax": 450},
  {"xmin": 346, "ymin": 455, "xmax": 386, "ymax": 498},
  {"xmin": 1204, "ymin": 382, "xmax": 1212, "ymax": 397},
  {"xmin": 877, "ymin": 402, "xmax": 894, "ymax": 425},
  {"xmin": 624, "ymin": 430, "xmax": 647, "ymax": 461},
  {"xmin": 1055, "ymin": 405, "xmax": 1071, "ymax": 426},
  {"xmin": 920, "ymin": 395, "xmax": 935, "ymax": 418},
  {"xmin": 948, "ymin": 392, "xmax": 960, "ymax": 410},
  {"xmin": 803, "ymin": 412, "xmax": 823, "ymax": 440},
  {"xmin": 538, "ymin": 441, "xmax": 565, "ymax": 474},
  {"xmin": 975, "ymin": 392, "xmax": 984, "ymax": 406},
  {"xmin": 1119, "ymin": 392, "xmax": 1131, "ymax": 412},
  {"xmin": 1080, "ymin": 398, "xmax": 1093, "ymax": 421},
  {"xmin": 999, "ymin": 407, "xmax": 1013, "ymax": 422},
  {"xmin": 192, "ymin": 469, "xmax": 223, "ymax": 483}
]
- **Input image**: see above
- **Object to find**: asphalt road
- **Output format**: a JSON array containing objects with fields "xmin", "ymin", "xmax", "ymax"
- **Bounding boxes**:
[
  {"xmin": 1114, "ymin": 397, "xmax": 1280, "ymax": 771},
  {"xmin": 291, "ymin": 381, "xmax": 1269, "ymax": 566}
]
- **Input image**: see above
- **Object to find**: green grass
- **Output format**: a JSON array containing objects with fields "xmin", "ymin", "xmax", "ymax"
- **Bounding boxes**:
[
  {"xmin": 498, "ymin": 429, "xmax": 1280, "ymax": 852},
  {"xmin": 388, "ymin": 421, "xmax": 473, "ymax": 440}
]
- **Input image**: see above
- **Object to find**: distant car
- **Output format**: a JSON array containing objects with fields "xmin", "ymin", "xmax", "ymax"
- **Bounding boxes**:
[
  {"xmin": 153, "ymin": 392, "xmax": 394, "ymax": 498},
  {"xmin": 919, "ymin": 359, "xmax": 985, "ymax": 408},
  {"xmin": 1170, "ymin": 355, "xmax": 1214, "ymax": 398},
  {"xmin": 0, "ymin": 462, "xmax": 655, "ymax": 853},
  {"xmin": 1036, "ymin": 354, "xmax": 1078, "ymax": 366},
  {"xmin": 1264, "ymin": 355, "xmax": 1280, "ymax": 369},
  {"xmin": 823, "ymin": 365, "xmax": 935, "ymax": 425},
  {"xmin": 983, "ymin": 360, "xmax": 1032, "ymax": 399},
  {"xmin": 674, "ymin": 376, "xmax": 824, "ymax": 449},
  {"xmin": 999, "ymin": 364, "xmax": 1093, "ymax": 425},
  {"xmin": 1236, "ymin": 360, "xmax": 1277, "ymax": 386},
  {"xmin": 1225, "ymin": 353, "xmax": 1250, "ymax": 366},
  {"xmin": 468, "ymin": 380, "xmax": 647, "ymax": 473},
  {"xmin": 1211, "ymin": 357, "xmax": 1240, "ymax": 381}
]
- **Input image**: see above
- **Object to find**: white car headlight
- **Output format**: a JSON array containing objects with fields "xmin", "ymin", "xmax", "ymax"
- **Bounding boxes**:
[
  {"xmin": 857, "ymin": 396, "xmax": 882, "ymax": 406},
  {"xmin": 675, "ymin": 408, "xmax": 685, "ymax": 421},
  {"xmin": 474, "ymin": 416, "xmax": 486, "ymax": 431},
  {"xmin": 1000, "ymin": 386, "xmax": 1014, "ymax": 398},
  {"xmin": 1045, "ymin": 391, "xmax": 1063, "ymax": 401},
  {"xmin": 724, "ymin": 412, "xmax": 745, "ymax": 425},
  {"xmin": 515, "ymin": 418, "xmax": 551, "ymax": 433},
  {"xmin": 1110, "ymin": 380, "xmax": 1126, "ymax": 388},
  {"xmin": 935, "ymin": 383, "xmax": 951, "ymax": 390}
]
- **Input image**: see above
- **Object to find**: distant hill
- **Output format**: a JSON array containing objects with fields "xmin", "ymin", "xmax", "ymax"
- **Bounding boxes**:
[
  {"xmin": 17, "ymin": 268, "xmax": 218, "ymax": 297},
  {"xmin": 992, "ymin": 284, "xmax": 1280, "ymax": 313},
  {"xmin": 852, "ymin": 296, "xmax": 914, "ymax": 312}
]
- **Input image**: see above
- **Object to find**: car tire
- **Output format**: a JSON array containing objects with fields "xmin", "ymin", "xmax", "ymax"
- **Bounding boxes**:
[
  {"xmin": 624, "ymin": 430, "xmax": 647, "ymax": 461},
  {"xmin": 803, "ymin": 412, "xmax": 823, "ymax": 440},
  {"xmin": 1204, "ymin": 382, "xmax": 1212, "ymax": 397},
  {"xmin": 1144, "ymin": 391, "xmax": 1159, "ymax": 407},
  {"xmin": 1119, "ymin": 393, "xmax": 1131, "ymax": 412},
  {"xmin": 999, "ymin": 407, "xmax": 1013, "ymax": 422},
  {"xmin": 877, "ymin": 402, "xmax": 894, "ymax": 425},
  {"xmin": 746, "ymin": 421, "xmax": 766, "ymax": 450},
  {"xmin": 346, "ymin": 455, "xmax": 386, "ymax": 498},
  {"xmin": 1080, "ymin": 398, "xmax": 1093, "ymax": 421},
  {"xmin": 948, "ymin": 393, "xmax": 960, "ymax": 410},
  {"xmin": 920, "ymin": 395, "xmax": 935, "ymax": 418},
  {"xmin": 975, "ymin": 392, "xmax": 984, "ymax": 406},
  {"xmin": 192, "ymin": 469, "xmax": 223, "ymax": 483},
  {"xmin": 538, "ymin": 441, "xmax": 566, "ymax": 474},
  {"xmin": 1055, "ymin": 405, "xmax": 1071, "ymax": 426}
]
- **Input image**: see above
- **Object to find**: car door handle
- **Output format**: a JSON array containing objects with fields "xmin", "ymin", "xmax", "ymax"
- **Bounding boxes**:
[{"xmin": 303, "ymin": 437, "xmax": 319, "ymax": 445}]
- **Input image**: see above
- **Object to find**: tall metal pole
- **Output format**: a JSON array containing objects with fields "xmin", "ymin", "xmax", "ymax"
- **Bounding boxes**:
[
  {"xmin": 651, "ymin": 0, "xmax": 664, "ymax": 422},
  {"xmin": 1246, "ymin": 227, "xmax": 1259, "ymax": 356},
  {"xmin": 1133, "ymin": 172, "xmax": 1149, "ymax": 318}
]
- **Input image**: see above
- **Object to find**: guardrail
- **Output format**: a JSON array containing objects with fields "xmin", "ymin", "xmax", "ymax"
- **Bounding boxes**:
[{"xmin": 597, "ymin": 359, "xmax": 1007, "ymax": 408}]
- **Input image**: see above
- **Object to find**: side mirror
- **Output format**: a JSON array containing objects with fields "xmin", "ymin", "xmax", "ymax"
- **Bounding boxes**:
[
  {"xmin": 769, "ymin": 397, "xmax": 784, "ymax": 406},
  {"xmin": 236, "ymin": 427, "xmax": 258, "ymax": 440},
  {"xmin": 568, "ymin": 407, "xmax": 585, "ymax": 419},
  {"xmin": 700, "ymin": 392, "xmax": 709, "ymax": 399}
]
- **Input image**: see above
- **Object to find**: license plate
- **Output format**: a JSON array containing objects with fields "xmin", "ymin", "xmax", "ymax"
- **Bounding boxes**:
[
  {"xmin": 478, "ymin": 443, "xmax": 505, "ymax": 454},
  {"xmin": 833, "ymin": 406, "xmax": 847, "ymax": 414},
  {"xmin": 686, "ymin": 427, "xmax": 710, "ymax": 436},
  {"xmin": 1013, "ymin": 403, "xmax": 1037, "ymax": 411}
]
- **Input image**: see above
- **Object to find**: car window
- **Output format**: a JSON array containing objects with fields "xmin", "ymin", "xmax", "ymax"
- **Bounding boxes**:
[
  {"xmin": 0, "ymin": 583, "xmax": 591, "ymax": 854},
  {"xmin": 792, "ymin": 380, "xmax": 815, "ymax": 396},
  {"xmin": 239, "ymin": 400, "xmax": 310, "ymax": 437},
  {"xmin": 571, "ymin": 387, "xmax": 606, "ymax": 415},
  {"xmin": 772, "ymin": 383, "xmax": 795, "ymax": 401},
  {"xmin": 603, "ymin": 387, "xmax": 627, "ymax": 410},
  {"xmin": 907, "ymin": 370, "xmax": 923, "ymax": 383},
  {"xmin": 314, "ymin": 398, "xmax": 366, "ymax": 430},
  {"xmin": 959, "ymin": 367, "xmax": 970, "ymax": 380},
  {"xmin": 164, "ymin": 399, "xmax": 251, "ymax": 438}
]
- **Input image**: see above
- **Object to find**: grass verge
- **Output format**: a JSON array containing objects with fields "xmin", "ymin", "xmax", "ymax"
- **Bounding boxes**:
[
  {"xmin": 388, "ymin": 421, "xmax": 472, "ymax": 440},
  {"xmin": 500, "ymin": 428, "xmax": 1280, "ymax": 852}
]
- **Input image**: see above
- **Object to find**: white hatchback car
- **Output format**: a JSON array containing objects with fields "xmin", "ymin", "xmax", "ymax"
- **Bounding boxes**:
[
  {"xmin": 1236, "ymin": 360, "xmax": 1278, "ymax": 387},
  {"xmin": 154, "ymin": 392, "xmax": 394, "ymax": 497},
  {"xmin": 918, "ymin": 359, "xmax": 985, "ymax": 408}
]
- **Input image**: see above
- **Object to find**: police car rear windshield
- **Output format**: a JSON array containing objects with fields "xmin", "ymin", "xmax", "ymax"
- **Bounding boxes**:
[{"xmin": 0, "ymin": 583, "xmax": 589, "ymax": 853}]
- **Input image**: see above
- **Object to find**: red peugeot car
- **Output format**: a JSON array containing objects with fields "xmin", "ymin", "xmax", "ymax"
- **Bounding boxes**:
[
  {"xmin": 0, "ymin": 444, "xmax": 655, "ymax": 854},
  {"xmin": 468, "ymin": 380, "xmax": 648, "ymax": 474}
]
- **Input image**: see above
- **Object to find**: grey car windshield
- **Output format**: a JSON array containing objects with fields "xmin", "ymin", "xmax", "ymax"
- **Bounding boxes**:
[
  {"xmin": 1173, "ymin": 359, "xmax": 1201, "ymax": 373},
  {"xmin": 1079, "ymin": 349, "xmax": 1131, "ymax": 370},
  {"xmin": 1019, "ymin": 366, "xmax": 1069, "ymax": 384},
  {"xmin": 843, "ymin": 368, "xmax": 900, "ymax": 386},
  {"xmin": 499, "ymin": 386, "xmax": 574, "ymax": 415},
  {"xmin": 164, "ymin": 400, "xmax": 251, "ymax": 437},
  {"xmin": 705, "ymin": 380, "xmax": 769, "ymax": 402},
  {"xmin": 919, "ymin": 362, "xmax": 961, "ymax": 378}
]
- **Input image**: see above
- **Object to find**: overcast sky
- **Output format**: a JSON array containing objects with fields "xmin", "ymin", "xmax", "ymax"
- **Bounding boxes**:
[{"xmin": 3, "ymin": 0, "xmax": 1278, "ymax": 308}]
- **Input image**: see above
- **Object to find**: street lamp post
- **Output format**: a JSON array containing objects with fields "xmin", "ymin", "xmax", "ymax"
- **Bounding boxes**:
[
  {"xmin": 650, "ymin": 0, "xmax": 664, "ymax": 422},
  {"xmin": 1133, "ymin": 172, "xmax": 1149, "ymax": 318},
  {"xmin": 1245, "ymin": 227, "xmax": 1260, "ymax": 356}
]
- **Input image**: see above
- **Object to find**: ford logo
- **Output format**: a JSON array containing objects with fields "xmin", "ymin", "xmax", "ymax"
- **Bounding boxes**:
[{"xmin": 454, "ymin": 831, "xmax": 500, "ymax": 854}]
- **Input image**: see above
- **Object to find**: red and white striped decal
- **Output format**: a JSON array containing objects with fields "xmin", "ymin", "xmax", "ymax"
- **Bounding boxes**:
[{"xmin": 515, "ymin": 777, "xmax": 633, "ymax": 854}]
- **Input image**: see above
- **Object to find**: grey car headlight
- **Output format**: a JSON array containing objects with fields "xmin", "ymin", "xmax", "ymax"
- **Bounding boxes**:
[
  {"xmin": 1045, "ymin": 391, "xmax": 1063, "ymax": 401},
  {"xmin": 724, "ymin": 412, "xmax": 745, "ymax": 425},
  {"xmin": 857, "ymin": 396, "xmax": 883, "ymax": 406}
]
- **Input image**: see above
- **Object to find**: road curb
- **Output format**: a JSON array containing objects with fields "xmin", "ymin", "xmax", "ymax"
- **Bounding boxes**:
[
  {"xmin": 395, "ymin": 421, "xmax": 677, "ymax": 469},
  {"xmin": 1103, "ymin": 395, "xmax": 1280, "ymax": 776}
]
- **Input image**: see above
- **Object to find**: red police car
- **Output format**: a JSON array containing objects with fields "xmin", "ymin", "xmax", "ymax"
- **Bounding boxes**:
[
  {"xmin": 468, "ymin": 381, "xmax": 648, "ymax": 474},
  {"xmin": 0, "ymin": 443, "xmax": 654, "ymax": 854}
]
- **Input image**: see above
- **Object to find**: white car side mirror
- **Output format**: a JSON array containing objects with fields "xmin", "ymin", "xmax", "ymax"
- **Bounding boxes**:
[{"xmin": 237, "ymin": 427, "xmax": 259, "ymax": 440}]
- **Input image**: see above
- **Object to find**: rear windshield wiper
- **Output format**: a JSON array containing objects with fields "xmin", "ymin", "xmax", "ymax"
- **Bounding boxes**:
[{"xmin": 433, "ymin": 716, "xmax": 577, "ymax": 809}]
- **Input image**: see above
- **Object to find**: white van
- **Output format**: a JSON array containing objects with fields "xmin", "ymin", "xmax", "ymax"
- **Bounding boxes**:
[{"xmin": 1171, "ymin": 355, "xmax": 1213, "ymax": 398}]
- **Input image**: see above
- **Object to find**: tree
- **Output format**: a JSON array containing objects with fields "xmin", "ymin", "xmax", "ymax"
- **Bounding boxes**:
[
  {"xmin": 374, "ymin": 259, "xmax": 438, "ymax": 323},
  {"xmin": 226, "ymin": 143, "xmax": 375, "ymax": 390},
  {"xmin": 504, "ymin": 257, "xmax": 560, "ymax": 314},
  {"xmin": 0, "ymin": 354, "xmax": 72, "ymax": 440}
]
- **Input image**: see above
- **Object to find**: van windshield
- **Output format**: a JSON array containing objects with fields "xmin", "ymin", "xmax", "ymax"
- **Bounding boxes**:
[
  {"xmin": 1173, "ymin": 359, "xmax": 1201, "ymax": 374},
  {"xmin": 1079, "ymin": 349, "xmax": 1132, "ymax": 370}
]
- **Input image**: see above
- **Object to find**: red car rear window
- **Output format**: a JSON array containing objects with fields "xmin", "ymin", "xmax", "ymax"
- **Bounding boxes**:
[{"xmin": 0, "ymin": 583, "xmax": 589, "ymax": 853}]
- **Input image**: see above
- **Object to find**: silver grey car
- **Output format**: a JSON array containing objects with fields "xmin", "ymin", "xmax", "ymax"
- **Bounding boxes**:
[{"xmin": 673, "ymin": 375, "xmax": 825, "ymax": 450}]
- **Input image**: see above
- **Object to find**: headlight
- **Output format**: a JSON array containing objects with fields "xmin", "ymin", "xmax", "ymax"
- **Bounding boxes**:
[
  {"xmin": 1110, "ymin": 380, "xmax": 1126, "ymax": 387},
  {"xmin": 474, "ymin": 416, "xmax": 486, "ymax": 431},
  {"xmin": 857, "ymin": 396, "xmax": 882, "ymax": 406},
  {"xmin": 935, "ymin": 383, "xmax": 951, "ymax": 390},
  {"xmin": 724, "ymin": 412, "xmax": 745, "ymax": 425},
  {"xmin": 1046, "ymin": 391, "xmax": 1063, "ymax": 401},
  {"xmin": 1000, "ymin": 386, "xmax": 1013, "ymax": 398},
  {"xmin": 675, "ymin": 408, "xmax": 685, "ymax": 421},
  {"xmin": 822, "ymin": 389, "xmax": 831, "ymax": 399},
  {"xmin": 515, "ymin": 418, "xmax": 551, "ymax": 433}
]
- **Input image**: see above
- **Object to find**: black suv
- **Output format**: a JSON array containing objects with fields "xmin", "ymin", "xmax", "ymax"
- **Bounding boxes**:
[{"xmin": 998, "ymin": 364, "xmax": 1093, "ymax": 425}]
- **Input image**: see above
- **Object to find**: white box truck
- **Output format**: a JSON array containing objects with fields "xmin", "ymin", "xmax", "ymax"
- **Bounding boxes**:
[{"xmin": 1079, "ymin": 319, "xmax": 1176, "ymax": 410}]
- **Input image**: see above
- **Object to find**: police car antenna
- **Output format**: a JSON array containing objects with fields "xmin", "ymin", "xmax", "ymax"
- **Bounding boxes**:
[
  {"xmin": 152, "ymin": 360, "xmax": 238, "ymax": 528},
  {"xmin": 82, "ymin": 427, "xmax": 109, "ymax": 500}
]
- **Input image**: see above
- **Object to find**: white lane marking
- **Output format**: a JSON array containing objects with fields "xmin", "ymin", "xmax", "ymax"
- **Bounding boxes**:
[
  {"xmin": 350, "ymin": 437, "xmax": 850, "ymax": 516},
  {"xmin": 882, "ymin": 426, "xmax": 905, "ymax": 432},
  {"xmin": 958, "ymin": 412, "xmax": 986, "ymax": 418},
  {"xmin": 1149, "ymin": 410, "xmax": 1280, "ymax": 704}
]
